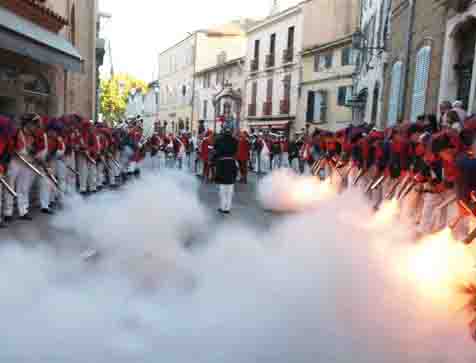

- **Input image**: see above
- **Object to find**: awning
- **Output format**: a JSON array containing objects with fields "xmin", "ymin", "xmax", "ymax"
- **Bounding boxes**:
[{"xmin": 0, "ymin": 7, "xmax": 82, "ymax": 72}]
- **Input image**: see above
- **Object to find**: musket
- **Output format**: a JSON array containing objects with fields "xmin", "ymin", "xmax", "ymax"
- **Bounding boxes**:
[
  {"xmin": 327, "ymin": 157, "xmax": 344, "ymax": 180},
  {"xmin": 100, "ymin": 155, "xmax": 113, "ymax": 173},
  {"xmin": 399, "ymin": 179, "xmax": 417, "ymax": 201},
  {"xmin": 396, "ymin": 175, "xmax": 412, "ymax": 201},
  {"xmin": 106, "ymin": 152, "xmax": 121, "ymax": 170},
  {"xmin": 365, "ymin": 173, "xmax": 382, "ymax": 193},
  {"xmin": 311, "ymin": 157, "xmax": 324, "ymax": 176},
  {"xmin": 15, "ymin": 152, "xmax": 44, "ymax": 178},
  {"xmin": 384, "ymin": 179, "xmax": 401, "ymax": 200},
  {"xmin": 66, "ymin": 165, "xmax": 80, "ymax": 177},
  {"xmin": 353, "ymin": 168, "xmax": 365, "ymax": 186},
  {"xmin": 436, "ymin": 195, "xmax": 457, "ymax": 211},
  {"xmin": 79, "ymin": 150, "xmax": 96, "ymax": 165},
  {"xmin": 42, "ymin": 166, "xmax": 62, "ymax": 191},
  {"xmin": 0, "ymin": 176, "xmax": 17, "ymax": 198},
  {"xmin": 371, "ymin": 174, "xmax": 386, "ymax": 191}
]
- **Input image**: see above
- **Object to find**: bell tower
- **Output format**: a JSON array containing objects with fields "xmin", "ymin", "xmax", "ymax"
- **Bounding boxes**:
[{"xmin": 270, "ymin": 0, "xmax": 280, "ymax": 16}]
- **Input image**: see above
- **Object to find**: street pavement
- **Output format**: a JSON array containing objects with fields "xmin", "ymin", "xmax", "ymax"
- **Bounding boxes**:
[{"xmin": 0, "ymin": 165, "xmax": 278, "ymax": 249}]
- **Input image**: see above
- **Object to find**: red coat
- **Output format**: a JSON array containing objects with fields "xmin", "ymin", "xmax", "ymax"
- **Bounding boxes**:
[
  {"xmin": 201, "ymin": 138, "xmax": 210, "ymax": 161},
  {"xmin": 236, "ymin": 137, "xmax": 250, "ymax": 161}
]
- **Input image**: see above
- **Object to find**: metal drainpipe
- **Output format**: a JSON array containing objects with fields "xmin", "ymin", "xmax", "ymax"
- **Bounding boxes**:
[
  {"xmin": 190, "ymin": 32, "xmax": 198, "ymax": 131},
  {"xmin": 401, "ymin": 0, "xmax": 416, "ymax": 121}
]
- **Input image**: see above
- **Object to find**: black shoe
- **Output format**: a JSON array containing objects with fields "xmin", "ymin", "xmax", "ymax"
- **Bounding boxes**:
[
  {"xmin": 3, "ymin": 216, "xmax": 13, "ymax": 223},
  {"xmin": 0, "ymin": 221, "xmax": 7, "ymax": 229},
  {"xmin": 217, "ymin": 208, "xmax": 225, "ymax": 214},
  {"xmin": 41, "ymin": 208, "xmax": 54, "ymax": 215},
  {"xmin": 19, "ymin": 213, "xmax": 33, "ymax": 221},
  {"xmin": 223, "ymin": 210, "xmax": 231, "ymax": 215}
]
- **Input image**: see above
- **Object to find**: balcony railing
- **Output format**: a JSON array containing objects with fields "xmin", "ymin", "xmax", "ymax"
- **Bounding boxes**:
[
  {"xmin": 265, "ymin": 54, "xmax": 275, "ymax": 68},
  {"xmin": 248, "ymin": 103, "xmax": 257, "ymax": 116},
  {"xmin": 282, "ymin": 48, "xmax": 294, "ymax": 64},
  {"xmin": 263, "ymin": 101, "xmax": 272, "ymax": 116},
  {"xmin": 280, "ymin": 99, "xmax": 290, "ymax": 114},
  {"xmin": 250, "ymin": 59, "xmax": 259, "ymax": 72}
]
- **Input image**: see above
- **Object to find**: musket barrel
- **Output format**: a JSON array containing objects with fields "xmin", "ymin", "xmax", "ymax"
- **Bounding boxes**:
[{"xmin": 0, "ymin": 176, "xmax": 17, "ymax": 198}]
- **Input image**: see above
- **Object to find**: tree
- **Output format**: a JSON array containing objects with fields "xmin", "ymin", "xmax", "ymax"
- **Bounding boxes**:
[{"xmin": 100, "ymin": 73, "xmax": 148, "ymax": 125}]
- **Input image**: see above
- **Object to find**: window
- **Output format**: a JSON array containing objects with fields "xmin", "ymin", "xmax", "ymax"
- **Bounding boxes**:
[
  {"xmin": 341, "ymin": 47, "xmax": 352, "ymax": 66},
  {"xmin": 314, "ymin": 52, "xmax": 333, "ymax": 72},
  {"xmin": 411, "ymin": 46, "xmax": 431, "ymax": 121},
  {"xmin": 337, "ymin": 86, "xmax": 350, "ymax": 106},
  {"xmin": 287, "ymin": 26, "xmax": 295, "ymax": 50},
  {"xmin": 203, "ymin": 73, "xmax": 210, "ymax": 88},
  {"xmin": 270, "ymin": 33, "xmax": 276, "ymax": 55},
  {"xmin": 254, "ymin": 39, "xmax": 260, "ymax": 63},
  {"xmin": 283, "ymin": 75, "xmax": 291, "ymax": 101},
  {"xmin": 266, "ymin": 78, "xmax": 273, "ymax": 101},
  {"xmin": 203, "ymin": 100, "xmax": 208, "ymax": 120},
  {"xmin": 217, "ymin": 51, "xmax": 227, "ymax": 65},
  {"xmin": 307, "ymin": 91, "xmax": 328, "ymax": 122},
  {"xmin": 251, "ymin": 81, "xmax": 258, "ymax": 104},
  {"xmin": 388, "ymin": 61, "xmax": 403, "ymax": 126}
]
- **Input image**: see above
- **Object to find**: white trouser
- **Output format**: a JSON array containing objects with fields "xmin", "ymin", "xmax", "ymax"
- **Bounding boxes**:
[
  {"xmin": 78, "ymin": 155, "xmax": 89, "ymax": 193},
  {"xmin": 281, "ymin": 152, "xmax": 289, "ymax": 168},
  {"xmin": 272, "ymin": 154, "xmax": 281, "ymax": 170},
  {"xmin": 260, "ymin": 155, "xmax": 269, "ymax": 173},
  {"xmin": 54, "ymin": 159, "xmax": 66, "ymax": 203},
  {"xmin": 39, "ymin": 170, "xmax": 52, "ymax": 210},
  {"xmin": 97, "ymin": 162, "xmax": 105, "ymax": 186},
  {"xmin": 417, "ymin": 192, "xmax": 442, "ymax": 235},
  {"xmin": 0, "ymin": 182, "xmax": 3, "ymax": 221},
  {"xmin": 5, "ymin": 158, "xmax": 35, "ymax": 217},
  {"xmin": 219, "ymin": 184, "xmax": 234, "ymax": 212},
  {"xmin": 120, "ymin": 146, "xmax": 134, "ymax": 174},
  {"xmin": 65, "ymin": 153, "xmax": 76, "ymax": 194},
  {"xmin": 88, "ymin": 163, "xmax": 97, "ymax": 191}
]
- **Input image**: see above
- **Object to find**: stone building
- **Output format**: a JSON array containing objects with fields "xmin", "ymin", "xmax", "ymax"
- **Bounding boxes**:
[
  {"xmin": 438, "ymin": 0, "xmax": 476, "ymax": 115},
  {"xmin": 299, "ymin": 0, "xmax": 360, "ymax": 132},
  {"xmin": 0, "ymin": 0, "xmax": 98, "ymax": 121},
  {"xmin": 352, "ymin": 0, "xmax": 392, "ymax": 126},
  {"xmin": 382, "ymin": 0, "xmax": 447, "ymax": 125},
  {"xmin": 244, "ymin": 4, "xmax": 303, "ymax": 133}
]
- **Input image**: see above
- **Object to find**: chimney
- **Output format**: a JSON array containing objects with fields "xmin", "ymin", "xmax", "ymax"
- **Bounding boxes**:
[{"xmin": 270, "ymin": 0, "xmax": 280, "ymax": 16}]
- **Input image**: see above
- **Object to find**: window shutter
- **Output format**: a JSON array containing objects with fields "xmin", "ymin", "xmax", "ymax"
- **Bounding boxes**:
[
  {"xmin": 321, "ymin": 91, "xmax": 328, "ymax": 122},
  {"xmin": 387, "ymin": 61, "xmax": 403, "ymax": 126},
  {"xmin": 306, "ymin": 91, "xmax": 315, "ymax": 122},
  {"xmin": 337, "ymin": 87, "xmax": 347, "ymax": 106},
  {"xmin": 314, "ymin": 91, "xmax": 322, "ymax": 121},
  {"xmin": 314, "ymin": 54, "xmax": 320, "ymax": 72},
  {"xmin": 326, "ymin": 53, "xmax": 333, "ymax": 68},
  {"xmin": 411, "ymin": 46, "xmax": 431, "ymax": 121},
  {"xmin": 342, "ymin": 48, "xmax": 350, "ymax": 66}
]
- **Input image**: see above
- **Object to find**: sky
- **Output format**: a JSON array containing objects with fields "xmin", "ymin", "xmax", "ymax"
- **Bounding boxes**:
[{"xmin": 99, "ymin": 0, "xmax": 301, "ymax": 82}]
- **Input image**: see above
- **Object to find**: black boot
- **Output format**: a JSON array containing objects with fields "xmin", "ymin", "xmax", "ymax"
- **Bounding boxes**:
[{"xmin": 19, "ymin": 213, "xmax": 33, "ymax": 221}]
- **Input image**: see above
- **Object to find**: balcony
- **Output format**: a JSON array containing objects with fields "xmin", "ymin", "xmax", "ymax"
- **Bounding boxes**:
[
  {"xmin": 248, "ymin": 103, "xmax": 257, "ymax": 117},
  {"xmin": 282, "ymin": 48, "xmax": 294, "ymax": 64},
  {"xmin": 262, "ymin": 101, "xmax": 272, "ymax": 116},
  {"xmin": 265, "ymin": 54, "xmax": 275, "ymax": 69},
  {"xmin": 441, "ymin": 0, "xmax": 472, "ymax": 12},
  {"xmin": 250, "ymin": 59, "xmax": 259, "ymax": 72},
  {"xmin": 280, "ymin": 99, "xmax": 290, "ymax": 114}
]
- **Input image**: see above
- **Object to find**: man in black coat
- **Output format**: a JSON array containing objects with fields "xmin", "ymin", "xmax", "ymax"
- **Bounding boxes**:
[{"xmin": 214, "ymin": 126, "xmax": 238, "ymax": 214}]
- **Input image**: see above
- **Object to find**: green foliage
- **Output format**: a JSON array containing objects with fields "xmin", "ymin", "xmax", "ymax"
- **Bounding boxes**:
[{"xmin": 100, "ymin": 73, "xmax": 148, "ymax": 125}]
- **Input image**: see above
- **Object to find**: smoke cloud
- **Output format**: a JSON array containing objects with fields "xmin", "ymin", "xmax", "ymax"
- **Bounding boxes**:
[{"xmin": 0, "ymin": 169, "xmax": 475, "ymax": 362}]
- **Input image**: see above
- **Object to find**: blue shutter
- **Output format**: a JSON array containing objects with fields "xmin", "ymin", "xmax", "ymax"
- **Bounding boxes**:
[
  {"xmin": 411, "ymin": 46, "xmax": 431, "ymax": 121},
  {"xmin": 387, "ymin": 61, "xmax": 402, "ymax": 126}
]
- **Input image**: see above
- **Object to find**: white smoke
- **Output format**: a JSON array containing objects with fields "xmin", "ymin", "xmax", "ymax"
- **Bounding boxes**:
[{"xmin": 0, "ymin": 169, "xmax": 474, "ymax": 362}]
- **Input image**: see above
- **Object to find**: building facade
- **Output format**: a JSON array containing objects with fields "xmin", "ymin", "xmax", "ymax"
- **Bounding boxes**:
[
  {"xmin": 300, "ymin": 0, "xmax": 360, "ymax": 132},
  {"xmin": 244, "ymin": 5, "xmax": 303, "ymax": 133},
  {"xmin": 195, "ymin": 57, "xmax": 246, "ymax": 132},
  {"xmin": 438, "ymin": 0, "xmax": 476, "ymax": 115},
  {"xmin": 382, "ymin": 0, "xmax": 447, "ymax": 125},
  {"xmin": 352, "ymin": 0, "xmax": 391, "ymax": 126},
  {"xmin": 159, "ymin": 20, "xmax": 251, "ymax": 132},
  {"xmin": 0, "ymin": 0, "xmax": 98, "ymax": 121},
  {"xmin": 301, "ymin": 36, "xmax": 355, "ymax": 131}
]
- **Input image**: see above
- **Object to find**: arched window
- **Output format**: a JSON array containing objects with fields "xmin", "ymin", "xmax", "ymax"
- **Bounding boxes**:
[
  {"xmin": 411, "ymin": 46, "xmax": 431, "ymax": 121},
  {"xmin": 387, "ymin": 61, "xmax": 403, "ymax": 126}
]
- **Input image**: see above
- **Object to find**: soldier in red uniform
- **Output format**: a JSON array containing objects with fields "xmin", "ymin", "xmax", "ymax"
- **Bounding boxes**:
[
  {"xmin": 4, "ymin": 114, "xmax": 41, "ymax": 220},
  {"xmin": 236, "ymin": 131, "xmax": 250, "ymax": 183},
  {"xmin": 46, "ymin": 119, "xmax": 66, "ymax": 209},
  {"xmin": 0, "ymin": 116, "xmax": 14, "ymax": 227}
]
